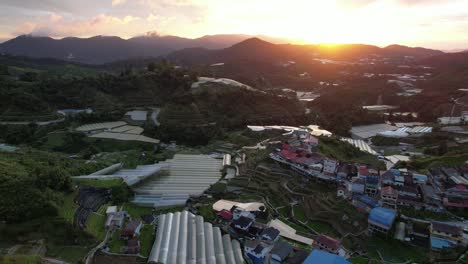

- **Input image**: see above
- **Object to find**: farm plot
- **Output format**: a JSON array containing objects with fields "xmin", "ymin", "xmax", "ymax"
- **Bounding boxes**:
[{"xmin": 73, "ymin": 187, "xmax": 111, "ymax": 230}]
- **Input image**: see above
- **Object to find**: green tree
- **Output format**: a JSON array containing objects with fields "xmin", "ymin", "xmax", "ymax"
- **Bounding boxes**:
[
  {"xmin": 0, "ymin": 161, "xmax": 59, "ymax": 223},
  {"xmin": 147, "ymin": 62, "xmax": 156, "ymax": 72},
  {"xmin": 111, "ymin": 184, "xmax": 133, "ymax": 204},
  {"xmin": 33, "ymin": 166, "xmax": 72, "ymax": 191},
  {"xmin": 0, "ymin": 64, "xmax": 8, "ymax": 75}
]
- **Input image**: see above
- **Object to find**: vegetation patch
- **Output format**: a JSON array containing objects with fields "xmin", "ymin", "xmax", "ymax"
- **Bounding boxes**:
[
  {"xmin": 318, "ymin": 136, "xmax": 385, "ymax": 169},
  {"xmin": 366, "ymin": 237, "xmax": 429, "ymax": 263},
  {"xmin": 46, "ymin": 245, "xmax": 90, "ymax": 263},
  {"xmin": 139, "ymin": 225, "xmax": 155, "ymax": 257},
  {"xmin": 57, "ymin": 191, "xmax": 78, "ymax": 223},
  {"xmin": 0, "ymin": 255, "xmax": 44, "ymax": 264},
  {"xmin": 122, "ymin": 203, "xmax": 153, "ymax": 219},
  {"xmin": 85, "ymin": 204, "xmax": 108, "ymax": 240}
]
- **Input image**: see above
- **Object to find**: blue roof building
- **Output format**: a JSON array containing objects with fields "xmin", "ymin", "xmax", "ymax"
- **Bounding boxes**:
[
  {"xmin": 368, "ymin": 207, "xmax": 397, "ymax": 235},
  {"xmin": 431, "ymin": 237, "xmax": 456, "ymax": 251},
  {"xmin": 303, "ymin": 250, "xmax": 350, "ymax": 264},
  {"xmin": 352, "ymin": 195, "xmax": 379, "ymax": 212}
]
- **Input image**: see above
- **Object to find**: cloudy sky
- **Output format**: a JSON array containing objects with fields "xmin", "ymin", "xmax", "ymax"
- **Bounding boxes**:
[{"xmin": 0, "ymin": 0, "xmax": 467, "ymax": 49}]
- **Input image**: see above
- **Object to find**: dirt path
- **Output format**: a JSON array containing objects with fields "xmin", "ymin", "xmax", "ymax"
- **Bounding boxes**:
[
  {"xmin": 0, "ymin": 118, "xmax": 65, "ymax": 126},
  {"xmin": 6, "ymin": 245, "xmax": 21, "ymax": 255},
  {"xmin": 85, "ymin": 230, "xmax": 111, "ymax": 264},
  {"xmin": 43, "ymin": 257, "xmax": 73, "ymax": 264}
]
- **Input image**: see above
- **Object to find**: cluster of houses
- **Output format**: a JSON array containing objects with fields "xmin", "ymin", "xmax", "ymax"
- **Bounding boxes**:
[
  {"xmin": 269, "ymin": 142, "xmax": 338, "ymax": 182},
  {"xmin": 337, "ymin": 165, "xmax": 467, "ymax": 252},
  {"xmin": 212, "ymin": 200, "xmax": 350, "ymax": 264},
  {"xmin": 267, "ymin": 132, "xmax": 468, "ymax": 255},
  {"xmin": 429, "ymin": 165, "xmax": 468, "ymax": 210},
  {"xmin": 104, "ymin": 206, "xmax": 147, "ymax": 254}
]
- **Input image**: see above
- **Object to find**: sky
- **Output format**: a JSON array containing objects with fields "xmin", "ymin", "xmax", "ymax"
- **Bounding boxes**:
[{"xmin": 0, "ymin": 0, "xmax": 467, "ymax": 50}]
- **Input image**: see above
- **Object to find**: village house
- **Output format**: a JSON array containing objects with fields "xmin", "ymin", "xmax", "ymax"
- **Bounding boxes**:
[
  {"xmin": 284, "ymin": 250, "xmax": 309, "ymax": 264},
  {"xmin": 353, "ymin": 195, "xmax": 379, "ymax": 212},
  {"xmin": 124, "ymin": 238, "xmax": 140, "ymax": 254},
  {"xmin": 358, "ymin": 165, "xmax": 378, "ymax": 178},
  {"xmin": 313, "ymin": 234, "xmax": 342, "ymax": 254},
  {"xmin": 368, "ymin": 207, "xmax": 397, "ymax": 236},
  {"xmin": 443, "ymin": 185, "xmax": 468, "ymax": 210},
  {"xmin": 420, "ymin": 185, "xmax": 443, "ymax": 211},
  {"xmin": 381, "ymin": 169, "xmax": 397, "ymax": 186},
  {"xmin": 430, "ymin": 221, "xmax": 463, "ymax": 243},
  {"xmin": 270, "ymin": 241, "xmax": 293, "ymax": 264},
  {"xmin": 336, "ymin": 163, "xmax": 357, "ymax": 180},
  {"xmin": 430, "ymin": 221, "xmax": 464, "ymax": 251},
  {"xmin": 217, "ymin": 209, "xmax": 233, "ymax": 221},
  {"xmin": 380, "ymin": 186, "xmax": 398, "ymax": 209},
  {"xmin": 348, "ymin": 178, "xmax": 365, "ymax": 194},
  {"xmin": 365, "ymin": 175, "xmax": 379, "ymax": 197},
  {"xmin": 245, "ymin": 240, "xmax": 271, "ymax": 264},
  {"xmin": 409, "ymin": 222, "xmax": 430, "ymax": 247},
  {"xmin": 105, "ymin": 206, "xmax": 125, "ymax": 230},
  {"xmin": 323, "ymin": 159, "xmax": 338, "ymax": 176},
  {"xmin": 121, "ymin": 219, "xmax": 142, "ymax": 240},
  {"xmin": 260, "ymin": 226, "xmax": 281, "ymax": 243},
  {"xmin": 303, "ymin": 249, "xmax": 350, "ymax": 264},
  {"xmin": 231, "ymin": 215, "xmax": 254, "ymax": 232}
]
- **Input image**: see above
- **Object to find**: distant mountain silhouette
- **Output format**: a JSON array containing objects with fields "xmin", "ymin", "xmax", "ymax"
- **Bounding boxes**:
[
  {"xmin": 0, "ymin": 34, "xmax": 444, "ymax": 64},
  {"xmin": 383, "ymin": 44, "xmax": 443, "ymax": 58},
  {"xmin": 167, "ymin": 38, "xmax": 444, "ymax": 66},
  {"xmin": 0, "ymin": 34, "xmax": 292, "ymax": 64},
  {"xmin": 419, "ymin": 51, "xmax": 468, "ymax": 68}
]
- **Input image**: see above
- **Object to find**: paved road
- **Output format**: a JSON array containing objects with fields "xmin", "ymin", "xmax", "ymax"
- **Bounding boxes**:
[
  {"xmin": 0, "ymin": 118, "xmax": 65, "ymax": 126},
  {"xmin": 151, "ymin": 108, "xmax": 160, "ymax": 126},
  {"xmin": 43, "ymin": 257, "xmax": 72, "ymax": 264}
]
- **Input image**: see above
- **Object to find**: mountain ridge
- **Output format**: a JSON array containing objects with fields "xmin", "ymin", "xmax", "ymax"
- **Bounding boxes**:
[
  {"xmin": 0, "ymin": 34, "xmax": 445, "ymax": 64},
  {"xmin": 0, "ymin": 34, "xmax": 292, "ymax": 64}
]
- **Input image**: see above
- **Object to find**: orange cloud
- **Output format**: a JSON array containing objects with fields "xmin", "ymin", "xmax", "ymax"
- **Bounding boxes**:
[{"xmin": 112, "ymin": 0, "xmax": 127, "ymax": 6}]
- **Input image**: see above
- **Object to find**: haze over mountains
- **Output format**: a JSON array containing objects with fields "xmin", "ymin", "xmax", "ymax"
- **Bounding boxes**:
[
  {"xmin": 0, "ymin": 34, "xmax": 293, "ymax": 64},
  {"xmin": 0, "ymin": 33, "xmax": 448, "ymax": 65}
]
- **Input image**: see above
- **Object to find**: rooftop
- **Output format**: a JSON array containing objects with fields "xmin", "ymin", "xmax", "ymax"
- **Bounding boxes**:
[
  {"xmin": 315, "ymin": 234, "xmax": 341, "ymax": 250},
  {"xmin": 350, "ymin": 123, "xmax": 398, "ymax": 139},
  {"xmin": 212, "ymin": 199, "xmax": 265, "ymax": 212},
  {"xmin": 381, "ymin": 186, "xmax": 397, "ymax": 196},
  {"xmin": 303, "ymin": 249, "xmax": 350, "ymax": 264},
  {"xmin": 232, "ymin": 216, "xmax": 254, "ymax": 228},
  {"xmin": 368, "ymin": 207, "xmax": 397, "ymax": 228},
  {"xmin": 431, "ymin": 237, "xmax": 456, "ymax": 249},
  {"xmin": 148, "ymin": 211, "xmax": 244, "ymax": 264},
  {"xmin": 270, "ymin": 241, "xmax": 293, "ymax": 260},
  {"xmin": 431, "ymin": 221, "xmax": 462, "ymax": 236}
]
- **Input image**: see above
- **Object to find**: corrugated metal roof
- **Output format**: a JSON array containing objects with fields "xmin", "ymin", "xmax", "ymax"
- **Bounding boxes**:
[
  {"xmin": 303, "ymin": 250, "xmax": 350, "ymax": 264},
  {"xmin": 148, "ymin": 211, "xmax": 245, "ymax": 264},
  {"xmin": 133, "ymin": 155, "xmax": 223, "ymax": 207},
  {"xmin": 368, "ymin": 207, "xmax": 397, "ymax": 229},
  {"xmin": 340, "ymin": 138, "xmax": 378, "ymax": 155}
]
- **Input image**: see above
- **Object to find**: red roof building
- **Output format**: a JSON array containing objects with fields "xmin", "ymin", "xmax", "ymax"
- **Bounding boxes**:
[
  {"xmin": 314, "ymin": 234, "xmax": 341, "ymax": 253},
  {"xmin": 217, "ymin": 209, "xmax": 233, "ymax": 220},
  {"xmin": 124, "ymin": 238, "xmax": 140, "ymax": 254},
  {"xmin": 121, "ymin": 219, "xmax": 142, "ymax": 239}
]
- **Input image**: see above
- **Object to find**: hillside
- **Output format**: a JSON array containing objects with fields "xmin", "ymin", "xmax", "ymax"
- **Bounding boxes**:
[{"xmin": 167, "ymin": 38, "xmax": 444, "ymax": 66}]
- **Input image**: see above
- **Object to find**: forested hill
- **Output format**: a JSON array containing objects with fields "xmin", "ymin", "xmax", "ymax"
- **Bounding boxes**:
[
  {"xmin": 0, "ymin": 34, "xmax": 291, "ymax": 64},
  {"xmin": 0, "ymin": 60, "xmax": 306, "ymax": 131}
]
